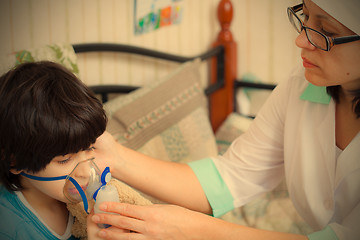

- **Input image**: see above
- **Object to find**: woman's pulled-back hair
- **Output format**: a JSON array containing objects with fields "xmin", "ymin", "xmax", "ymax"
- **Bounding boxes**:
[
  {"xmin": 327, "ymin": 85, "xmax": 360, "ymax": 118},
  {"xmin": 0, "ymin": 61, "xmax": 107, "ymax": 191}
]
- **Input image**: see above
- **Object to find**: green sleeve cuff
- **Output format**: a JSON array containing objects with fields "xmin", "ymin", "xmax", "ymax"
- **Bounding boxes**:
[
  {"xmin": 188, "ymin": 158, "xmax": 234, "ymax": 218},
  {"xmin": 307, "ymin": 226, "xmax": 339, "ymax": 240}
]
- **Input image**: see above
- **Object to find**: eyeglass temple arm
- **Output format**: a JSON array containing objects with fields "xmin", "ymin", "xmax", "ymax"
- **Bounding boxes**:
[{"xmin": 333, "ymin": 35, "xmax": 360, "ymax": 45}]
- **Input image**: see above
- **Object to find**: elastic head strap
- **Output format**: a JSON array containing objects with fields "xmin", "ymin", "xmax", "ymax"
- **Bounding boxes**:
[
  {"xmin": 20, "ymin": 172, "xmax": 67, "ymax": 181},
  {"xmin": 20, "ymin": 172, "xmax": 89, "ymax": 213}
]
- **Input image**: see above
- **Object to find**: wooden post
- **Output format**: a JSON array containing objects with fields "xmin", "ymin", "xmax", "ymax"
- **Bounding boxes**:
[{"xmin": 210, "ymin": 0, "xmax": 237, "ymax": 132}]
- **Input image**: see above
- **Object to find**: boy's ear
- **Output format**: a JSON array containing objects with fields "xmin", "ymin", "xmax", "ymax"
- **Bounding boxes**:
[
  {"xmin": 10, "ymin": 161, "xmax": 23, "ymax": 175},
  {"xmin": 10, "ymin": 168, "xmax": 23, "ymax": 175}
]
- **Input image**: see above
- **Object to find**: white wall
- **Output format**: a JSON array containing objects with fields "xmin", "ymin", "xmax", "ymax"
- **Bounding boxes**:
[{"xmin": 0, "ymin": 0, "xmax": 301, "ymax": 87}]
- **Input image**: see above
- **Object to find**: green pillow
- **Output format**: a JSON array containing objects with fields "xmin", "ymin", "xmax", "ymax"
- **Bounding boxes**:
[{"xmin": 0, "ymin": 43, "xmax": 78, "ymax": 75}]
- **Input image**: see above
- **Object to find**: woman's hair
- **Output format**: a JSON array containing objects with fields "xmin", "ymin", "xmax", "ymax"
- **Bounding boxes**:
[
  {"xmin": 0, "ymin": 61, "xmax": 107, "ymax": 191},
  {"xmin": 327, "ymin": 86, "xmax": 360, "ymax": 118}
]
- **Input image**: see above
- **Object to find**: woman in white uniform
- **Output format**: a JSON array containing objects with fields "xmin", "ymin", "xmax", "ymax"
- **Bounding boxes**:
[{"xmin": 88, "ymin": 0, "xmax": 360, "ymax": 239}]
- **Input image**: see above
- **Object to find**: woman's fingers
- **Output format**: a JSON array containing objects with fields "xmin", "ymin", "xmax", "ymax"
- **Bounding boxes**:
[
  {"xmin": 102, "ymin": 202, "xmax": 147, "ymax": 219},
  {"xmin": 98, "ymin": 228, "xmax": 144, "ymax": 240},
  {"xmin": 87, "ymin": 210, "xmax": 104, "ymax": 240},
  {"xmin": 92, "ymin": 212, "xmax": 144, "ymax": 233}
]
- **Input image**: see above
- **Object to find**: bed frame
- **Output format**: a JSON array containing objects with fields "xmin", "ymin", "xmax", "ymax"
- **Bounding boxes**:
[{"xmin": 72, "ymin": 0, "xmax": 275, "ymax": 132}]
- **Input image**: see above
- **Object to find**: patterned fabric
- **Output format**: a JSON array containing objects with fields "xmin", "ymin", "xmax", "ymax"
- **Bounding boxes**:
[
  {"xmin": 104, "ymin": 59, "xmax": 218, "ymax": 163},
  {"xmin": 215, "ymin": 113, "xmax": 313, "ymax": 234},
  {"xmin": 215, "ymin": 113, "xmax": 253, "ymax": 155},
  {"xmin": 0, "ymin": 43, "xmax": 78, "ymax": 75}
]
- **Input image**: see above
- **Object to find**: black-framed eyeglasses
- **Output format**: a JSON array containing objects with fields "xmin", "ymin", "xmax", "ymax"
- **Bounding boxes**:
[{"xmin": 287, "ymin": 4, "xmax": 360, "ymax": 51}]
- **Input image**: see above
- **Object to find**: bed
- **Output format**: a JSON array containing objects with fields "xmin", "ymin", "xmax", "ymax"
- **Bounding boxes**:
[{"xmin": 0, "ymin": 0, "xmax": 311, "ymax": 235}]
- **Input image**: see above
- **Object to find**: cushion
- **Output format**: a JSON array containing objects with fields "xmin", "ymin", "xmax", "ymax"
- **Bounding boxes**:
[
  {"xmin": 104, "ymin": 58, "xmax": 218, "ymax": 163},
  {"xmin": 0, "ymin": 43, "xmax": 79, "ymax": 75}
]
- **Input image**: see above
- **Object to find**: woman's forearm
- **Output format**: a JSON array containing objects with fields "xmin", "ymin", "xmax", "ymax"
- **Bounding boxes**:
[{"xmin": 111, "ymin": 142, "xmax": 212, "ymax": 214}]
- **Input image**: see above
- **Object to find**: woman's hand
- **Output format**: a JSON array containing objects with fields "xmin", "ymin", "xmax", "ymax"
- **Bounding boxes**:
[
  {"xmin": 87, "ymin": 210, "xmax": 104, "ymax": 240},
  {"xmin": 87, "ymin": 208, "xmax": 130, "ymax": 240},
  {"xmin": 91, "ymin": 202, "xmax": 219, "ymax": 240},
  {"xmin": 93, "ymin": 131, "xmax": 124, "ymax": 176}
]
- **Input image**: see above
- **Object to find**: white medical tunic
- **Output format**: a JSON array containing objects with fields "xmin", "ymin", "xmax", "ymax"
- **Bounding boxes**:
[{"xmin": 189, "ymin": 66, "xmax": 360, "ymax": 240}]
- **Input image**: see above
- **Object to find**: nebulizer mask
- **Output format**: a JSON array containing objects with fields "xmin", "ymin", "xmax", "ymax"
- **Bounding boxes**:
[{"xmin": 20, "ymin": 157, "xmax": 113, "ymax": 214}]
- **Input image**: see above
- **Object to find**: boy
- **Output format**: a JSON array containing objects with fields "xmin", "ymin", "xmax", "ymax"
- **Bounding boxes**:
[{"xmin": 0, "ymin": 61, "xmax": 107, "ymax": 239}]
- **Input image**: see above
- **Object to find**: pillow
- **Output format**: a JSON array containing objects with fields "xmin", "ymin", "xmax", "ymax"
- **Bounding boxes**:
[
  {"xmin": 0, "ymin": 43, "xmax": 79, "ymax": 75},
  {"xmin": 104, "ymin": 59, "xmax": 218, "ymax": 163}
]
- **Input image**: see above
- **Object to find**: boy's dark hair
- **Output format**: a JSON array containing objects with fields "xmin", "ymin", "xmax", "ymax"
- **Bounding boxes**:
[{"xmin": 0, "ymin": 61, "xmax": 107, "ymax": 191}]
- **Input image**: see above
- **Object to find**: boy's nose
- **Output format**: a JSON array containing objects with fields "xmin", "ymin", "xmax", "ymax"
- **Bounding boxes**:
[{"xmin": 73, "ymin": 160, "xmax": 92, "ymax": 179}]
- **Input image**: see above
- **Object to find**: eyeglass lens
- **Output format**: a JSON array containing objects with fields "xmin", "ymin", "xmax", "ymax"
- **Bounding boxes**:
[
  {"xmin": 288, "ymin": 10, "xmax": 302, "ymax": 33},
  {"xmin": 288, "ymin": 7, "xmax": 328, "ymax": 50}
]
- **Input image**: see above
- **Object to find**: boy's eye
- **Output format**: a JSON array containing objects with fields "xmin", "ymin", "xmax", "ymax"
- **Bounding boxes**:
[
  {"xmin": 87, "ymin": 146, "xmax": 95, "ymax": 151},
  {"xmin": 57, "ymin": 158, "xmax": 71, "ymax": 165}
]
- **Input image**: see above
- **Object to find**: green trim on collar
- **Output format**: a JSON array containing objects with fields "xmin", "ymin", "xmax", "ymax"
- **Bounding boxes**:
[
  {"xmin": 307, "ymin": 225, "xmax": 339, "ymax": 240},
  {"xmin": 300, "ymin": 83, "xmax": 331, "ymax": 104}
]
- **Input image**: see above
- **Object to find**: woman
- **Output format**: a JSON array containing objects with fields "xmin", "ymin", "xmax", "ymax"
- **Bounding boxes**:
[{"xmin": 89, "ymin": 0, "xmax": 360, "ymax": 239}]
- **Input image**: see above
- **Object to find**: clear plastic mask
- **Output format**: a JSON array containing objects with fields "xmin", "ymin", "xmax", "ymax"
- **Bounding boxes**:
[{"xmin": 20, "ymin": 157, "xmax": 111, "ymax": 213}]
